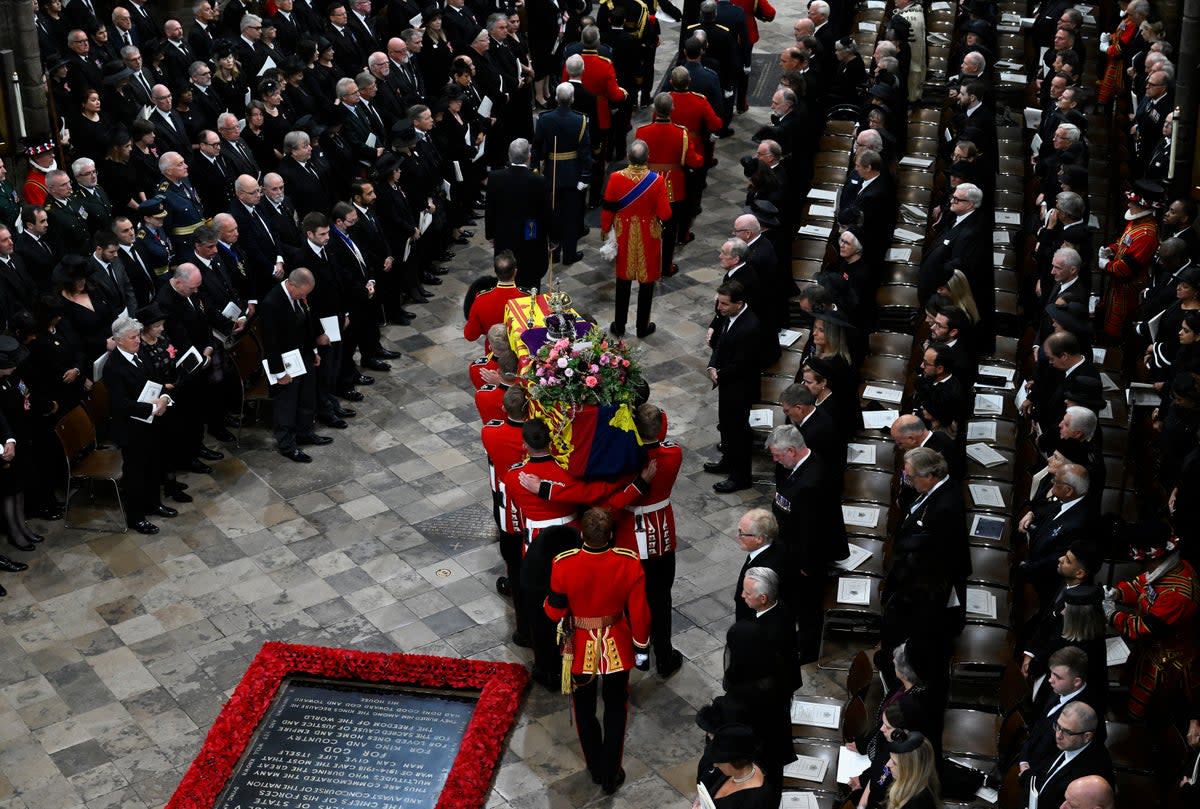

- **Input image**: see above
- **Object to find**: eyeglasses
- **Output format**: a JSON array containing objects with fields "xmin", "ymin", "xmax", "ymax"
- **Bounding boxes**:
[
  {"xmin": 1053, "ymin": 721, "xmax": 1088, "ymax": 737},
  {"xmin": 950, "ymin": 195, "xmax": 968, "ymax": 203}
]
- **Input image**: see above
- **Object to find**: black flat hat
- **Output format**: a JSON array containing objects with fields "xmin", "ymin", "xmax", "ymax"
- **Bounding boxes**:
[{"xmin": 707, "ymin": 724, "xmax": 759, "ymax": 763}]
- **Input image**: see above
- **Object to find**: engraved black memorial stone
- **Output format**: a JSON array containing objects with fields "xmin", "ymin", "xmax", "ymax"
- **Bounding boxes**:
[{"xmin": 215, "ymin": 679, "xmax": 478, "ymax": 809}]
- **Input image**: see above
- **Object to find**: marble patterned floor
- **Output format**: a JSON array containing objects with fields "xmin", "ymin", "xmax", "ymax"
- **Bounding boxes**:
[{"xmin": 0, "ymin": 13, "xmax": 850, "ymax": 809}]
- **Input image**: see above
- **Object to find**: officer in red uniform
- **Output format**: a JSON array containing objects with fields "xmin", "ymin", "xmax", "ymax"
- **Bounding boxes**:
[
  {"xmin": 506, "ymin": 419, "xmax": 626, "ymax": 683},
  {"xmin": 610, "ymin": 403, "xmax": 683, "ymax": 678},
  {"xmin": 468, "ymin": 324, "xmax": 509, "ymax": 390},
  {"xmin": 601, "ymin": 140, "xmax": 673, "ymax": 339},
  {"xmin": 565, "ymin": 27, "xmax": 628, "ymax": 206},
  {"xmin": 667, "ymin": 66, "xmax": 722, "ymax": 243},
  {"xmin": 1099, "ymin": 182, "xmax": 1161, "ymax": 340},
  {"xmin": 1104, "ymin": 522, "xmax": 1199, "ymax": 721},
  {"xmin": 546, "ymin": 507, "xmax": 652, "ymax": 795},
  {"xmin": 474, "ymin": 351, "xmax": 517, "ymax": 423},
  {"xmin": 481, "ymin": 386, "xmax": 528, "ymax": 634},
  {"xmin": 636, "ymin": 94, "xmax": 705, "ymax": 280},
  {"xmin": 464, "ymin": 251, "xmax": 525, "ymax": 350}
]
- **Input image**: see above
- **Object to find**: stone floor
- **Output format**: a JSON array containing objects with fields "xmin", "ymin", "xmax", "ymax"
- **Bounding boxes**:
[{"xmin": 0, "ymin": 12, "xmax": 851, "ymax": 809}]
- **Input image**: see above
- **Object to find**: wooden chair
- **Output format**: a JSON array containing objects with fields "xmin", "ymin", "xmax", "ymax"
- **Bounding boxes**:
[
  {"xmin": 759, "ymin": 376, "xmax": 793, "ymax": 406},
  {"xmin": 967, "ymin": 546, "xmax": 1013, "ymax": 589},
  {"xmin": 81, "ymin": 380, "xmax": 112, "ymax": 448},
  {"xmin": 54, "ymin": 405, "xmax": 126, "ymax": 531},
  {"xmin": 859, "ymin": 355, "xmax": 912, "ymax": 385},
  {"xmin": 1105, "ymin": 721, "xmax": 1158, "ymax": 774},
  {"xmin": 228, "ymin": 334, "xmax": 272, "ymax": 445},
  {"xmin": 941, "ymin": 708, "xmax": 1001, "ymax": 761},
  {"xmin": 845, "ymin": 438, "xmax": 899, "ymax": 474},
  {"xmin": 869, "ymin": 332, "xmax": 916, "ymax": 360},
  {"xmin": 784, "ymin": 740, "xmax": 842, "ymax": 794},
  {"xmin": 842, "ymin": 469, "xmax": 895, "ymax": 505},
  {"xmin": 846, "ymin": 651, "xmax": 873, "ymax": 699},
  {"xmin": 951, "ymin": 625, "xmax": 1013, "ymax": 682},
  {"xmin": 764, "ymin": 350, "xmax": 804, "ymax": 381}
]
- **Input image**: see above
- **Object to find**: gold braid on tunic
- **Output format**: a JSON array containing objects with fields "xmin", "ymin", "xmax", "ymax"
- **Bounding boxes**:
[{"xmin": 616, "ymin": 165, "xmax": 657, "ymax": 284}]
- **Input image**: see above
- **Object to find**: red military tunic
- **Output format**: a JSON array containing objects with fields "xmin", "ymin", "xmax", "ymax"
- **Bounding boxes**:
[
  {"xmin": 600, "ymin": 166, "xmax": 673, "ymax": 284},
  {"xmin": 474, "ymin": 382, "xmax": 509, "ymax": 424},
  {"xmin": 609, "ymin": 440, "xmax": 682, "ymax": 559},
  {"xmin": 468, "ymin": 354, "xmax": 498, "ymax": 390},
  {"xmin": 1101, "ymin": 216, "xmax": 1158, "ymax": 338},
  {"xmin": 1111, "ymin": 558, "xmax": 1200, "ymax": 718},
  {"xmin": 464, "ymin": 281, "xmax": 524, "ymax": 350},
  {"xmin": 731, "ymin": 0, "xmax": 775, "ymax": 44},
  {"xmin": 564, "ymin": 50, "xmax": 626, "ymax": 131},
  {"xmin": 503, "ymin": 455, "xmax": 622, "ymax": 551},
  {"xmin": 669, "ymin": 90, "xmax": 722, "ymax": 142},
  {"xmin": 23, "ymin": 172, "xmax": 49, "ymax": 207},
  {"xmin": 545, "ymin": 545, "xmax": 651, "ymax": 674},
  {"xmin": 481, "ymin": 417, "xmax": 525, "ymax": 532},
  {"xmin": 634, "ymin": 118, "xmax": 704, "ymax": 204}
]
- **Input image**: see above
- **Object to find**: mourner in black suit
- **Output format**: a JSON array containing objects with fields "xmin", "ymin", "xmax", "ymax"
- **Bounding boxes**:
[
  {"xmin": 485, "ymin": 142, "xmax": 550, "ymax": 288},
  {"xmin": 103, "ymin": 318, "xmax": 173, "ymax": 534},
  {"xmin": 765, "ymin": 425, "xmax": 849, "ymax": 660},
  {"xmin": 742, "ymin": 567, "xmax": 802, "ymax": 693},
  {"xmin": 732, "ymin": 509, "xmax": 793, "ymax": 623},
  {"xmin": 1023, "ymin": 701, "xmax": 1113, "ymax": 809},
  {"xmin": 277, "ymin": 133, "xmax": 334, "ymax": 219},
  {"xmin": 1016, "ymin": 465, "xmax": 1093, "ymax": 603},
  {"xmin": 704, "ymin": 280, "xmax": 766, "ymax": 492},
  {"xmin": 259, "ymin": 269, "xmax": 328, "ymax": 462},
  {"xmin": 896, "ymin": 446, "xmax": 970, "ymax": 636},
  {"xmin": 16, "ymin": 207, "xmax": 58, "ymax": 292}
]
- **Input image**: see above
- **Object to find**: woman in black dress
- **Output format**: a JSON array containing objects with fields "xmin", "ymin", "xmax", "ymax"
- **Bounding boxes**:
[
  {"xmin": 211, "ymin": 43, "xmax": 250, "ymax": 115},
  {"xmin": 55, "ymin": 256, "xmax": 119, "ymax": 381},
  {"xmin": 257, "ymin": 79, "xmax": 294, "ymax": 159},
  {"xmin": 805, "ymin": 355, "xmax": 863, "ymax": 441},
  {"xmin": 135, "ymin": 303, "xmax": 194, "ymax": 505},
  {"xmin": 695, "ymin": 724, "xmax": 780, "ymax": 809},
  {"xmin": 99, "ymin": 128, "xmax": 146, "ymax": 219},
  {"xmin": 421, "ymin": 9, "xmax": 455, "ymax": 105},
  {"xmin": 0, "ymin": 336, "xmax": 44, "ymax": 550},
  {"xmin": 129, "ymin": 119, "xmax": 162, "ymax": 199},
  {"xmin": 70, "ymin": 89, "xmax": 111, "ymax": 162},
  {"xmin": 871, "ymin": 732, "xmax": 942, "ymax": 809},
  {"xmin": 721, "ymin": 621, "xmax": 795, "ymax": 788}
]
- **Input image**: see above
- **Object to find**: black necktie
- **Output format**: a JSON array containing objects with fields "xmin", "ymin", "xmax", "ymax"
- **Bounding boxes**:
[
  {"xmin": 123, "ymin": 31, "xmax": 131, "ymax": 47},
  {"xmin": 39, "ymin": 238, "xmax": 52, "ymax": 256},
  {"xmin": 132, "ymin": 354, "xmax": 141, "ymax": 367},
  {"xmin": 319, "ymin": 248, "xmax": 328, "ymax": 263},
  {"xmin": 253, "ymin": 209, "xmax": 275, "ymax": 246}
]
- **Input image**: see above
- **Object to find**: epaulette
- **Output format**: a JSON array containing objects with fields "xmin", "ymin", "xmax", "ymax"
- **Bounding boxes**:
[
  {"xmin": 716, "ymin": 24, "xmax": 730, "ymax": 32},
  {"xmin": 554, "ymin": 547, "xmax": 582, "ymax": 561},
  {"xmin": 479, "ymin": 384, "xmax": 498, "ymax": 391},
  {"xmin": 611, "ymin": 547, "xmax": 639, "ymax": 559},
  {"xmin": 158, "ymin": 181, "xmax": 169, "ymax": 192},
  {"xmin": 136, "ymin": 227, "xmax": 148, "ymax": 237},
  {"xmin": 485, "ymin": 418, "xmax": 504, "ymax": 426},
  {"xmin": 472, "ymin": 356, "xmax": 489, "ymax": 365}
]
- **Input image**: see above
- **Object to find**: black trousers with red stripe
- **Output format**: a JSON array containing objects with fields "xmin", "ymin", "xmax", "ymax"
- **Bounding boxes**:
[{"xmin": 571, "ymin": 669, "xmax": 631, "ymax": 785}]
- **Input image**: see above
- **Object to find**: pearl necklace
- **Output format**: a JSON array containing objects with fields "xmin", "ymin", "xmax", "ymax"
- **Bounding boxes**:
[{"xmin": 731, "ymin": 765, "xmax": 757, "ymax": 784}]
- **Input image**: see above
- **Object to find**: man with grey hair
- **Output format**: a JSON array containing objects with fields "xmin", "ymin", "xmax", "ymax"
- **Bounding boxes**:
[
  {"xmin": 485, "ymin": 139, "xmax": 549, "ymax": 288},
  {"xmin": 602, "ymin": 139, "xmax": 671, "ymax": 339},
  {"xmin": 917, "ymin": 181, "xmax": 991, "ymax": 339},
  {"xmin": 70, "ymin": 157, "xmax": 113, "ymax": 236},
  {"xmin": 1027, "ymin": 701, "xmax": 1113, "ymax": 809},
  {"xmin": 43, "ymin": 170, "xmax": 92, "ymax": 256},
  {"xmin": 1019, "ymin": 464, "xmax": 1093, "ymax": 602},
  {"xmin": 277, "ymin": 130, "xmax": 332, "ymax": 219},
  {"xmin": 104, "ymin": 313, "xmax": 176, "ymax": 535},
  {"xmin": 187, "ymin": 60, "xmax": 223, "ymax": 128},
  {"xmin": 765, "ymin": 423, "xmax": 848, "ymax": 659},
  {"xmin": 532, "ymin": 83, "xmax": 590, "ymax": 266},
  {"xmin": 259, "ymin": 267, "xmax": 330, "ymax": 463},
  {"xmin": 899, "ymin": 446, "xmax": 969, "ymax": 631},
  {"xmin": 235, "ymin": 14, "xmax": 267, "ymax": 77},
  {"xmin": 217, "ymin": 113, "xmax": 260, "ymax": 179},
  {"xmin": 337, "ymin": 77, "xmax": 386, "ymax": 165},
  {"xmin": 1042, "ymin": 246, "xmax": 1087, "ymax": 310},
  {"xmin": 742, "ymin": 566, "xmax": 803, "ymax": 691},
  {"xmin": 890, "ymin": 413, "xmax": 959, "ymax": 481},
  {"xmin": 733, "ymin": 509, "xmax": 789, "ymax": 622}
]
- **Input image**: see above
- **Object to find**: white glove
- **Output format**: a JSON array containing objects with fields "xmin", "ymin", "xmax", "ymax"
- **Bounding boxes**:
[
  {"xmin": 1099, "ymin": 257, "xmax": 1109, "ymax": 270},
  {"xmin": 576, "ymin": 181, "xmax": 588, "ymax": 191},
  {"xmin": 743, "ymin": 66, "xmax": 752, "ymax": 75},
  {"xmin": 1102, "ymin": 599, "xmax": 1118, "ymax": 621},
  {"xmin": 1104, "ymin": 585, "xmax": 1119, "ymax": 602},
  {"xmin": 634, "ymin": 653, "xmax": 649, "ymax": 671}
]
